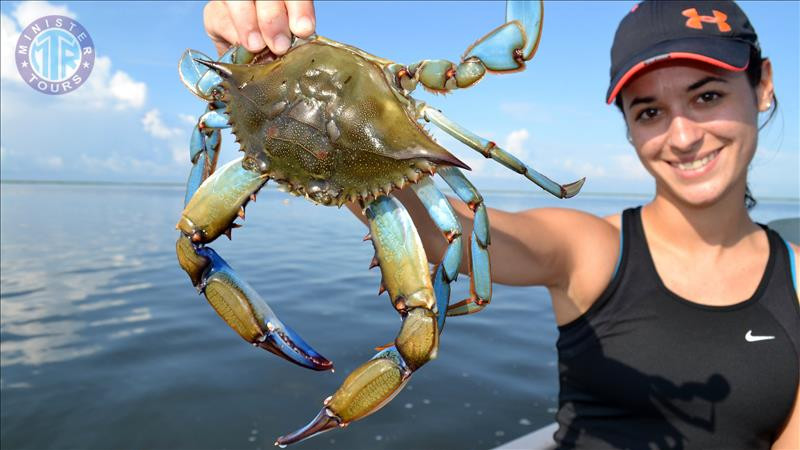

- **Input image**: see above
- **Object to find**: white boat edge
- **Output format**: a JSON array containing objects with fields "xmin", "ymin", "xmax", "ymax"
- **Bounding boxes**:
[{"xmin": 492, "ymin": 422, "xmax": 558, "ymax": 450}]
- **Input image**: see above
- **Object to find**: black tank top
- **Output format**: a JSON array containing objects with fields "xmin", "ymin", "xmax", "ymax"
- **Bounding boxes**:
[{"xmin": 555, "ymin": 207, "xmax": 799, "ymax": 449}]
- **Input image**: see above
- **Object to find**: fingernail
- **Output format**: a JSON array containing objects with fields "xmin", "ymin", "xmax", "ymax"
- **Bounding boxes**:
[
  {"xmin": 273, "ymin": 34, "xmax": 290, "ymax": 54},
  {"xmin": 247, "ymin": 31, "xmax": 265, "ymax": 51},
  {"xmin": 296, "ymin": 17, "xmax": 313, "ymax": 35}
]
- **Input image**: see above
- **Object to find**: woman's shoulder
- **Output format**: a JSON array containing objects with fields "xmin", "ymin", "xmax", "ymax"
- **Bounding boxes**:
[
  {"xmin": 519, "ymin": 208, "xmax": 623, "ymax": 325},
  {"xmin": 517, "ymin": 207, "xmax": 622, "ymax": 260}
]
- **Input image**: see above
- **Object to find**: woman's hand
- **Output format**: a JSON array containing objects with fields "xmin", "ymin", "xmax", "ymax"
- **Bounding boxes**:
[{"xmin": 203, "ymin": 1, "xmax": 315, "ymax": 56}]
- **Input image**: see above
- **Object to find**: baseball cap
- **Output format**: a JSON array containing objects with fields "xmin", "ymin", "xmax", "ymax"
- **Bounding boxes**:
[{"xmin": 606, "ymin": 0, "xmax": 760, "ymax": 104}]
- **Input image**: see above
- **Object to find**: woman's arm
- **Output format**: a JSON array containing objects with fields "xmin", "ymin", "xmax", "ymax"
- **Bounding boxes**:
[{"xmin": 346, "ymin": 185, "xmax": 620, "ymax": 297}]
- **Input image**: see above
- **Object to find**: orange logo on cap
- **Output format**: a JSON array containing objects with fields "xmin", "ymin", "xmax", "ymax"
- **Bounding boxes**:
[{"xmin": 682, "ymin": 8, "xmax": 732, "ymax": 32}]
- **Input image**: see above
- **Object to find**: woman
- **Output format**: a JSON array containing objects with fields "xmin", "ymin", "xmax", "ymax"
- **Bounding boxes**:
[{"xmin": 204, "ymin": 1, "xmax": 798, "ymax": 447}]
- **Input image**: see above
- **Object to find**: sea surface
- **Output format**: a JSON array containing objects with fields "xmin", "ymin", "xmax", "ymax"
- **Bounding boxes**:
[{"xmin": 1, "ymin": 182, "xmax": 797, "ymax": 450}]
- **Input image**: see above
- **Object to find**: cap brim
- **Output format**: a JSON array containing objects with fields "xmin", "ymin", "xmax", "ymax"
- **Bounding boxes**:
[{"xmin": 606, "ymin": 37, "xmax": 751, "ymax": 104}]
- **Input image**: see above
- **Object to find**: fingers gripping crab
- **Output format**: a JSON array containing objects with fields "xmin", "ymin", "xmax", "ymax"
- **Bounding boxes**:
[{"xmin": 176, "ymin": 1, "xmax": 584, "ymax": 445}]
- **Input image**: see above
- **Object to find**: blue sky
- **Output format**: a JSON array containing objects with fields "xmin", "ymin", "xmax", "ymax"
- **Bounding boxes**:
[{"xmin": 1, "ymin": 1, "xmax": 797, "ymax": 199}]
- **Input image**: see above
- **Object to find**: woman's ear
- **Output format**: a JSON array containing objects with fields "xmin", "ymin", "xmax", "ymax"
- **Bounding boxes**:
[{"xmin": 756, "ymin": 58, "xmax": 774, "ymax": 112}]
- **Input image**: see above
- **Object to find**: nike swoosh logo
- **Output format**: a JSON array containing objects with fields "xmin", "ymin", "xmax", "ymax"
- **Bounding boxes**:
[{"xmin": 745, "ymin": 330, "xmax": 776, "ymax": 342}]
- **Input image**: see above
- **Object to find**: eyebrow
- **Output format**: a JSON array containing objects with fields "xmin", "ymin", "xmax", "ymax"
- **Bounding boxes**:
[
  {"xmin": 627, "ymin": 76, "xmax": 728, "ymax": 109},
  {"xmin": 687, "ymin": 76, "xmax": 727, "ymax": 91},
  {"xmin": 628, "ymin": 96, "xmax": 655, "ymax": 109}
]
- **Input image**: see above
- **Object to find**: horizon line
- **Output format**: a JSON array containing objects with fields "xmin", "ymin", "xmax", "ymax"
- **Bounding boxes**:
[{"xmin": 1, "ymin": 178, "xmax": 798, "ymax": 203}]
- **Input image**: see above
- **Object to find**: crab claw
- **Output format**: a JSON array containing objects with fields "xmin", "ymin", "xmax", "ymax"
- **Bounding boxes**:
[
  {"xmin": 194, "ymin": 246, "xmax": 332, "ymax": 371},
  {"xmin": 274, "ymin": 407, "xmax": 342, "ymax": 447},
  {"xmin": 256, "ymin": 318, "xmax": 333, "ymax": 371},
  {"xmin": 179, "ymin": 49, "xmax": 215, "ymax": 99}
]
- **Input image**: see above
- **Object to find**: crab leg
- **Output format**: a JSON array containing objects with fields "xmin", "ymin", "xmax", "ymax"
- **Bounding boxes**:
[
  {"xmin": 185, "ymin": 125, "xmax": 221, "ymax": 205},
  {"xmin": 410, "ymin": 178, "xmax": 463, "ymax": 331},
  {"xmin": 381, "ymin": 1, "xmax": 542, "ymax": 93},
  {"xmin": 433, "ymin": 167, "xmax": 493, "ymax": 316},
  {"xmin": 276, "ymin": 195, "xmax": 438, "ymax": 446},
  {"xmin": 180, "ymin": 44, "xmax": 252, "ymax": 203},
  {"xmin": 464, "ymin": 0, "xmax": 543, "ymax": 71},
  {"xmin": 178, "ymin": 157, "xmax": 267, "ymax": 242},
  {"xmin": 421, "ymin": 105, "xmax": 585, "ymax": 199}
]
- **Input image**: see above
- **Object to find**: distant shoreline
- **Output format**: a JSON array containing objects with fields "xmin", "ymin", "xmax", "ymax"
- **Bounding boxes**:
[
  {"xmin": 1, "ymin": 179, "xmax": 798, "ymax": 203},
  {"xmin": 0, "ymin": 179, "xmax": 184, "ymax": 187}
]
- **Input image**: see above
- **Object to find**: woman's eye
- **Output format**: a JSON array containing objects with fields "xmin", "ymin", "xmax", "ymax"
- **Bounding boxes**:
[
  {"xmin": 635, "ymin": 107, "xmax": 659, "ymax": 122},
  {"xmin": 697, "ymin": 91, "xmax": 724, "ymax": 104}
]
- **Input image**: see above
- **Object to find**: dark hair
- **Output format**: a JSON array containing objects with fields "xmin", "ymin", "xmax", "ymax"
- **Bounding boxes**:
[{"xmin": 614, "ymin": 46, "xmax": 777, "ymax": 210}]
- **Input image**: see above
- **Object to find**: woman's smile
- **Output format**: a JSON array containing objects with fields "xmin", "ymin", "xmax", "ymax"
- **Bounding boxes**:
[{"xmin": 667, "ymin": 148, "xmax": 721, "ymax": 179}]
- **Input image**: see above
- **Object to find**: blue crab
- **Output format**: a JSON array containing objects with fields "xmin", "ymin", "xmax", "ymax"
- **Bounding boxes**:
[{"xmin": 175, "ymin": 1, "xmax": 584, "ymax": 446}]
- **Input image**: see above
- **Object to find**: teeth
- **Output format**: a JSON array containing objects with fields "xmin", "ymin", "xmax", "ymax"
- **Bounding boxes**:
[{"xmin": 675, "ymin": 151, "xmax": 717, "ymax": 171}]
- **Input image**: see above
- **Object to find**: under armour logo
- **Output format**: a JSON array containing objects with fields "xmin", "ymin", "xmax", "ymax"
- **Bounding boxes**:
[{"xmin": 682, "ymin": 8, "xmax": 732, "ymax": 32}]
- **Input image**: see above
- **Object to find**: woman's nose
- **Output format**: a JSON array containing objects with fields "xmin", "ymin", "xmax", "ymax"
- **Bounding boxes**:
[{"xmin": 665, "ymin": 114, "xmax": 703, "ymax": 153}]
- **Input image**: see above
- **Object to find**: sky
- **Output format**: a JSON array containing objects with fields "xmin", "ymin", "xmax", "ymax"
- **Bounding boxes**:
[{"xmin": 0, "ymin": 1, "xmax": 797, "ymax": 199}]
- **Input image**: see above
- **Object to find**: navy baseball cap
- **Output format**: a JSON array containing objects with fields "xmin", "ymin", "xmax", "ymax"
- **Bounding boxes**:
[{"xmin": 606, "ymin": 0, "xmax": 760, "ymax": 104}]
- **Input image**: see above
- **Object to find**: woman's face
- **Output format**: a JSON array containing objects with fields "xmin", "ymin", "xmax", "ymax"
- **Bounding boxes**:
[{"xmin": 620, "ymin": 60, "xmax": 773, "ymax": 208}]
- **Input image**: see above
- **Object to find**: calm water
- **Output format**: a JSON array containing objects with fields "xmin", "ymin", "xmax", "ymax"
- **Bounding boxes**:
[{"xmin": 1, "ymin": 182, "xmax": 797, "ymax": 450}]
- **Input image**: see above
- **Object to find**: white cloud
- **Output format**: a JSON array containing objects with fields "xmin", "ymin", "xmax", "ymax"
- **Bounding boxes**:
[
  {"xmin": 142, "ymin": 109, "xmax": 181, "ymax": 139},
  {"xmin": 1, "ymin": 14, "xmax": 22, "ymax": 82},
  {"xmin": 109, "ymin": 71, "xmax": 146, "ymax": 109},
  {"xmin": 12, "ymin": 1, "xmax": 76, "ymax": 28},
  {"xmin": 1, "ymin": 2, "xmax": 146, "ymax": 110},
  {"xmin": 504, "ymin": 128, "xmax": 530, "ymax": 159},
  {"xmin": 178, "ymin": 113, "xmax": 198, "ymax": 126},
  {"xmin": 141, "ymin": 108, "xmax": 190, "ymax": 165},
  {"xmin": 64, "ymin": 56, "xmax": 147, "ymax": 110}
]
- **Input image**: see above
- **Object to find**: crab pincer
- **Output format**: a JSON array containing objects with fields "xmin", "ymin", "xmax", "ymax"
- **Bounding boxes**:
[
  {"xmin": 276, "ymin": 196, "xmax": 437, "ymax": 446},
  {"xmin": 197, "ymin": 246, "xmax": 332, "ymax": 371},
  {"xmin": 176, "ymin": 158, "xmax": 331, "ymax": 371}
]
